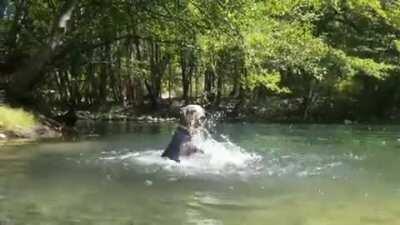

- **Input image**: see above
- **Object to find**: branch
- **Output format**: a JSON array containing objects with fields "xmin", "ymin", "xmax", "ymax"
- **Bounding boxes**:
[
  {"xmin": 8, "ymin": 0, "xmax": 79, "ymax": 96},
  {"xmin": 49, "ymin": 0, "xmax": 78, "ymax": 50},
  {"xmin": 56, "ymin": 33, "xmax": 196, "ymax": 61}
]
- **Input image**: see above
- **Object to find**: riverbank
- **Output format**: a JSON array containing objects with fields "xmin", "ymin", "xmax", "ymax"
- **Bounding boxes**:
[
  {"xmin": 0, "ymin": 105, "xmax": 61, "ymax": 142},
  {"xmin": 2, "ymin": 96, "xmax": 398, "ymax": 143},
  {"xmin": 71, "ymin": 96, "xmax": 400, "ymax": 125}
]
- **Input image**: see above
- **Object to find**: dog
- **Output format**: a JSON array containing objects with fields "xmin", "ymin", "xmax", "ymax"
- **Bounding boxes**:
[{"xmin": 161, "ymin": 105, "xmax": 206, "ymax": 162}]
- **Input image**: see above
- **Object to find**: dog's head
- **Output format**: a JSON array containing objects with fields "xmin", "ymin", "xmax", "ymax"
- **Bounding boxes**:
[{"xmin": 179, "ymin": 104, "xmax": 206, "ymax": 131}]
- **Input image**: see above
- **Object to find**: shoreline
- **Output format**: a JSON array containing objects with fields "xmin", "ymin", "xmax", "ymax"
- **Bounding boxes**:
[
  {"xmin": 2, "ymin": 117, "xmax": 398, "ymax": 144},
  {"xmin": 2, "ymin": 103, "xmax": 400, "ymax": 143}
]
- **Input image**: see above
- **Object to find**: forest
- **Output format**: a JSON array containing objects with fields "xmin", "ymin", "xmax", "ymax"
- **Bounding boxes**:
[{"xmin": 1, "ymin": 0, "xmax": 400, "ymax": 123}]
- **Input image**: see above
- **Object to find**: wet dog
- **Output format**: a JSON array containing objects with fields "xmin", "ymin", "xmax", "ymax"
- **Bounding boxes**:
[{"xmin": 161, "ymin": 105, "xmax": 206, "ymax": 162}]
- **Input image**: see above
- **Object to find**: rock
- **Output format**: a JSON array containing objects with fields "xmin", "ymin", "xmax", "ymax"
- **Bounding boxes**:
[
  {"xmin": 76, "ymin": 110, "xmax": 92, "ymax": 120},
  {"xmin": 344, "ymin": 119, "xmax": 352, "ymax": 125}
]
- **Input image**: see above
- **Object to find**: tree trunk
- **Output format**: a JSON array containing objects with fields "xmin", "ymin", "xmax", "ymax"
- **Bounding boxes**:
[
  {"xmin": 0, "ymin": 0, "xmax": 7, "ymax": 19},
  {"xmin": 204, "ymin": 66, "xmax": 215, "ymax": 103},
  {"xmin": 6, "ymin": 0, "xmax": 78, "ymax": 110},
  {"xmin": 303, "ymin": 80, "xmax": 317, "ymax": 121},
  {"xmin": 181, "ymin": 48, "xmax": 190, "ymax": 104},
  {"xmin": 216, "ymin": 73, "xmax": 223, "ymax": 105},
  {"xmin": 146, "ymin": 41, "xmax": 170, "ymax": 109},
  {"xmin": 180, "ymin": 47, "xmax": 197, "ymax": 104}
]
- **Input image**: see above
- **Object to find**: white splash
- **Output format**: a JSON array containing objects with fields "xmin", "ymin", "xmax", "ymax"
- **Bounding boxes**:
[{"xmin": 101, "ymin": 132, "xmax": 262, "ymax": 177}]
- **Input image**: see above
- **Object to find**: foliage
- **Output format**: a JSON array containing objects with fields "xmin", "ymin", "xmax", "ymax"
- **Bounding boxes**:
[{"xmin": 1, "ymin": 0, "xmax": 400, "ymax": 121}]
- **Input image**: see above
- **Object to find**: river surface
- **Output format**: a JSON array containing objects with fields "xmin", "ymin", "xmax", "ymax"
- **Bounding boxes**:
[{"xmin": 1, "ymin": 122, "xmax": 400, "ymax": 225}]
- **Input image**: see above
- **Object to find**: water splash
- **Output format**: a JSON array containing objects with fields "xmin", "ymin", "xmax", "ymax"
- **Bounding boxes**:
[
  {"xmin": 97, "ymin": 111, "xmax": 262, "ymax": 177},
  {"xmin": 99, "ymin": 128, "xmax": 262, "ymax": 177},
  {"xmin": 112, "ymin": 139, "xmax": 260, "ymax": 177}
]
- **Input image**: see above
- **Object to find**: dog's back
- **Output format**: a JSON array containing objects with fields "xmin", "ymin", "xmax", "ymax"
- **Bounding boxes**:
[{"xmin": 161, "ymin": 126, "xmax": 191, "ymax": 162}]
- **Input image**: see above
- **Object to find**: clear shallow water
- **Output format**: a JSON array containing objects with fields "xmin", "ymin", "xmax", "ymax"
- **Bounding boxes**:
[{"xmin": 1, "ymin": 122, "xmax": 400, "ymax": 225}]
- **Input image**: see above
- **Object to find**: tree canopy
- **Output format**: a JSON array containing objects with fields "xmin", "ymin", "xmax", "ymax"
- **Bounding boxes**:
[{"xmin": 1, "ymin": 0, "xmax": 399, "ymax": 121}]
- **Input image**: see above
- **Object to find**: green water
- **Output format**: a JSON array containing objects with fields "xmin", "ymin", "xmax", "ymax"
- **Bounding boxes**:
[{"xmin": 1, "ymin": 122, "xmax": 400, "ymax": 225}]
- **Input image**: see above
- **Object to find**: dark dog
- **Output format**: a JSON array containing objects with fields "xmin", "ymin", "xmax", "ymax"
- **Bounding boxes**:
[{"xmin": 161, "ymin": 105, "xmax": 206, "ymax": 162}]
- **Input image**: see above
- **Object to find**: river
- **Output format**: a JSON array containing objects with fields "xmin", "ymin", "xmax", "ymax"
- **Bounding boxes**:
[{"xmin": 0, "ymin": 122, "xmax": 400, "ymax": 225}]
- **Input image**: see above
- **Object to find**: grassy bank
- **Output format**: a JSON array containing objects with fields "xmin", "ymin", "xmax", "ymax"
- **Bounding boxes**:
[
  {"xmin": 0, "ymin": 106, "xmax": 37, "ymax": 132},
  {"xmin": 0, "ymin": 105, "xmax": 61, "ymax": 140}
]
